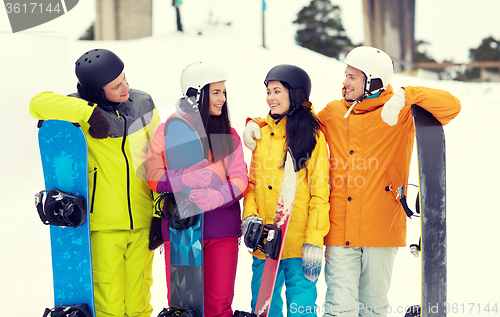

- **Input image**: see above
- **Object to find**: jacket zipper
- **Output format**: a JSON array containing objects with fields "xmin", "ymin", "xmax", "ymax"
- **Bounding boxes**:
[
  {"xmin": 117, "ymin": 111, "xmax": 134, "ymax": 230},
  {"xmin": 90, "ymin": 167, "xmax": 97, "ymax": 213}
]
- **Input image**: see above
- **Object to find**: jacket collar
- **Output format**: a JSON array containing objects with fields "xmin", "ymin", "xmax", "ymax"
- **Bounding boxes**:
[
  {"xmin": 265, "ymin": 112, "xmax": 287, "ymax": 136},
  {"xmin": 342, "ymin": 84, "xmax": 394, "ymax": 116}
]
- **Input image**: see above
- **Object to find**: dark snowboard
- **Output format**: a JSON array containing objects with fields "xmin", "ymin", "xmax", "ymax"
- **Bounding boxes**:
[{"xmin": 412, "ymin": 105, "xmax": 447, "ymax": 317}]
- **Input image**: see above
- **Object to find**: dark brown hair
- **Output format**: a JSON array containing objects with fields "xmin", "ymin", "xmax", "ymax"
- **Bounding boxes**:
[{"xmin": 199, "ymin": 83, "xmax": 234, "ymax": 162}]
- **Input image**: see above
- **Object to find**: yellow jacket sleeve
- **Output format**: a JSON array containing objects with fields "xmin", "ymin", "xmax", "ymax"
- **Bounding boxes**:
[
  {"xmin": 29, "ymin": 91, "xmax": 96, "ymax": 124},
  {"xmin": 304, "ymin": 131, "xmax": 331, "ymax": 248},
  {"xmin": 242, "ymin": 150, "xmax": 260, "ymax": 220}
]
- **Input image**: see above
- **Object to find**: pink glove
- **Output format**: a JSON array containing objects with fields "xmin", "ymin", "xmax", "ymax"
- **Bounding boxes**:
[
  {"xmin": 182, "ymin": 159, "xmax": 214, "ymax": 188},
  {"xmin": 189, "ymin": 188, "xmax": 224, "ymax": 211}
]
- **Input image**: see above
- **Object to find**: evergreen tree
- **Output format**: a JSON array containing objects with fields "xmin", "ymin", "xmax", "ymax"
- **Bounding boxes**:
[
  {"xmin": 469, "ymin": 36, "xmax": 500, "ymax": 62},
  {"xmin": 293, "ymin": 0, "xmax": 352, "ymax": 59},
  {"xmin": 78, "ymin": 22, "xmax": 94, "ymax": 41},
  {"xmin": 465, "ymin": 36, "xmax": 500, "ymax": 80},
  {"xmin": 415, "ymin": 39, "xmax": 436, "ymax": 63}
]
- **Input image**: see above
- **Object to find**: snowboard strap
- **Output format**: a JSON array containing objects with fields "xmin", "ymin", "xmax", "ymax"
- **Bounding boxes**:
[
  {"xmin": 35, "ymin": 188, "xmax": 86, "ymax": 228},
  {"xmin": 154, "ymin": 191, "xmax": 174, "ymax": 219},
  {"xmin": 169, "ymin": 192, "xmax": 200, "ymax": 230},
  {"xmin": 397, "ymin": 185, "xmax": 422, "ymax": 257},
  {"xmin": 403, "ymin": 305, "xmax": 421, "ymax": 317},
  {"xmin": 396, "ymin": 184, "xmax": 420, "ymax": 218},
  {"xmin": 233, "ymin": 310, "xmax": 257, "ymax": 317},
  {"xmin": 157, "ymin": 306, "xmax": 201, "ymax": 317},
  {"xmin": 410, "ymin": 237, "xmax": 421, "ymax": 257},
  {"xmin": 243, "ymin": 222, "xmax": 282, "ymax": 260},
  {"xmin": 153, "ymin": 191, "xmax": 200, "ymax": 230},
  {"xmin": 42, "ymin": 303, "xmax": 92, "ymax": 317}
]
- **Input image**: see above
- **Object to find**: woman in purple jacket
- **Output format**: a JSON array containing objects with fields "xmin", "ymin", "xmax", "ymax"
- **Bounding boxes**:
[{"xmin": 146, "ymin": 61, "xmax": 248, "ymax": 317}]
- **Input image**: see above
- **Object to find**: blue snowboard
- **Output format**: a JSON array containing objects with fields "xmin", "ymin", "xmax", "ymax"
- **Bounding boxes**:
[
  {"xmin": 38, "ymin": 120, "xmax": 95, "ymax": 316},
  {"xmin": 164, "ymin": 116, "xmax": 205, "ymax": 315}
]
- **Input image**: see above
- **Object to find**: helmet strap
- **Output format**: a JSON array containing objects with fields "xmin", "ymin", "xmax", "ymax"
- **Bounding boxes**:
[
  {"xmin": 343, "ymin": 76, "xmax": 384, "ymax": 118},
  {"xmin": 363, "ymin": 77, "xmax": 384, "ymax": 99},
  {"xmin": 179, "ymin": 95, "xmax": 200, "ymax": 115},
  {"xmin": 270, "ymin": 87, "xmax": 305, "ymax": 124},
  {"xmin": 77, "ymin": 83, "xmax": 120, "ymax": 109}
]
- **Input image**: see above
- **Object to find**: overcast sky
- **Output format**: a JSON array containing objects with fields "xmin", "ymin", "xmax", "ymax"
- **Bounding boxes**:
[{"xmin": 1, "ymin": 0, "xmax": 498, "ymax": 63}]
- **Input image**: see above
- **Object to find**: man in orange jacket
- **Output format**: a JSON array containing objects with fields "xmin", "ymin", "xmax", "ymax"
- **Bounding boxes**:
[
  {"xmin": 315, "ymin": 46, "xmax": 460, "ymax": 317},
  {"xmin": 243, "ymin": 46, "xmax": 461, "ymax": 316}
]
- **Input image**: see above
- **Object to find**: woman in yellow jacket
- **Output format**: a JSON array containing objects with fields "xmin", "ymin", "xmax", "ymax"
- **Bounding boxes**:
[{"xmin": 242, "ymin": 65, "xmax": 330, "ymax": 316}]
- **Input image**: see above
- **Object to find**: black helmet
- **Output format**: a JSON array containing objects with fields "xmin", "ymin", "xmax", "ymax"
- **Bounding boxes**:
[
  {"xmin": 75, "ymin": 49, "xmax": 124, "ymax": 92},
  {"xmin": 264, "ymin": 64, "xmax": 311, "ymax": 114}
]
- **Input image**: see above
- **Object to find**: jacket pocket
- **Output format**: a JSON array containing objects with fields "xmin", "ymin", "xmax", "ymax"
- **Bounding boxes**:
[
  {"xmin": 385, "ymin": 163, "xmax": 403, "ymax": 199},
  {"xmin": 89, "ymin": 166, "xmax": 98, "ymax": 213}
]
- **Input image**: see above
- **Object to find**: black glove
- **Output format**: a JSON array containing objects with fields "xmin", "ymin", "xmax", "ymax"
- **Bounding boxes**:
[
  {"xmin": 87, "ymin": 107, "xmax": 110, "ymax": 139},
  {"xmin": 149, "ymin": 217, "xmax": 163, "ymax": 250}
]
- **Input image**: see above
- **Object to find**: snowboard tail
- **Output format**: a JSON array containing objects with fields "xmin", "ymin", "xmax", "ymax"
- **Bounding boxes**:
[{"xmin": 37, "ymin": 120, "xmax": 95, "ymax": 316}]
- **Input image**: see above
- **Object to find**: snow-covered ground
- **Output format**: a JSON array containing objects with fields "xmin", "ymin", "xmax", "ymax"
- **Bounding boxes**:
[{"xmin": 1, "ymin": 1, "xmax": 500, "ymax": 316}]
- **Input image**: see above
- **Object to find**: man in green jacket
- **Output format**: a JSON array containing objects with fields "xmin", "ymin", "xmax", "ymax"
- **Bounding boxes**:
[{"xmin": 30, "ymin": 48, "xmax": 162, "ymax": 317}]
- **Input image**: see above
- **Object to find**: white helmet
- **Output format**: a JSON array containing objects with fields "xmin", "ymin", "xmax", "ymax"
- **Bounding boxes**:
[
  {"xmin": 180, "ymin": 61, "xmax": 227, "ymax": 100},
  {"xmin": 343, "ymin": 46, "xmax": 393, "ymax": 97}
]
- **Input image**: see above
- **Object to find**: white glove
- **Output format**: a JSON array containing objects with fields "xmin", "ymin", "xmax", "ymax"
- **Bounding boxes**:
[
  {"xmin": 381, "ymin": 88, "xmax": 406, "ymax": 126},
  {"xmin": 302, "ymin": 243, "xmax": 323, "ymax": 282},
  {"xmin": 243, "ymin": 120, "xmax": 261, "ymax": 151}
]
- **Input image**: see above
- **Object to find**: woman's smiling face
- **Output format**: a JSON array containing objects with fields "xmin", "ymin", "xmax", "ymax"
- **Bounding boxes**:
[
  {"xmin": 266, "ymin": 80, "xmax": 290, "ymax": 116},
  {"xmin": 208, "ymin": 81, "xmax": 226, "ymax": 116}
]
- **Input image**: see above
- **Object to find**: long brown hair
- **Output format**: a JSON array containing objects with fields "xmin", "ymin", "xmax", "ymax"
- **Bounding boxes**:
[
  {"xmin": 199, "ymin": 83, "xmax": 234, "ymax": 162},
  {"xmin": 281, "ymin": 81, "xmax": 322, "ymax": 171}
]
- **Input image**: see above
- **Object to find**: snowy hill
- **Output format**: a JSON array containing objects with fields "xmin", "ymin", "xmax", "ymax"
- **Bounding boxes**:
[{"xmin": 1, "ymin": 3, "xmax": 500, "ymax": 316}]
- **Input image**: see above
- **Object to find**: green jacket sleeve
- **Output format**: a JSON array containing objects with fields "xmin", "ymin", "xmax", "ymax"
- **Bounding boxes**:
[{"xmin": 29, "ymin": 91, "xmax": 96, "ymax": 124}]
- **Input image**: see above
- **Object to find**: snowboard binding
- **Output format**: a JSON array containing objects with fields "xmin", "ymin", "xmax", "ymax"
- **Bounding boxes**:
[
  {"xmin": 397, "ymin": 184, "xmax": 422, "ymax": 257},
  {"xmin": 43, "ymin": 303, "xmax": 92, "ymax": 317},
  {"xmin": 233, "ymin": 310, "xmax": 257, "ymax": 317},
  {"xmin": 410, "ymin": 237, "xmax": 421, "ymax": 257},
  {"xmin": 158, "ymin": 306, "xmax": 201, "ymax": 317},
  {"xmin": 154, "ymin": 191, "xmax": 174, "ymax": 219},
  {"xmin": 154, "ymin": 191, "xmax": 200, "ymax": 230},
  {"xmin": 35, "ymin": 188, "xmax": 86, "ymax": 228},
  {"xmin": 244, "ymin": 222, "xmax": 282, "ymax": 260},
  {"xmin": 397, "ymin": 184, "xmax": 420, "ymax": 218},
  {"xmin": 169, "ymin": 192, "xmax": 200, "ymax": 230},
  {"xmin": 404, "ymin": 305, "xmax": 421, "ymax": 317}
]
